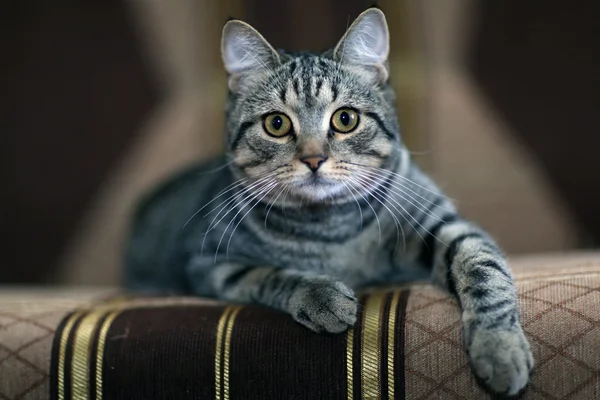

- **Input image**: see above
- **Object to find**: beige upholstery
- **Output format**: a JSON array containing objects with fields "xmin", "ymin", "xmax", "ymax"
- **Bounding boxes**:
[{"xmin": 1, "ymin": 253, "xmax": 599, "ymax": 399}]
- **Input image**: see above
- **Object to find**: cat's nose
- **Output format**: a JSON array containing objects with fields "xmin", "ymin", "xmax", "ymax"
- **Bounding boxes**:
[{"xmin": 300, "ymin": 155, "xmax": 328, "ymax": 172}]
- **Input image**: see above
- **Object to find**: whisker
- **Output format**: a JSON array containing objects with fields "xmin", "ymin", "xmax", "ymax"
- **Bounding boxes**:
[
  {"xmin": 390, "ymin": 145, "xmax": 434, "ymax": 157},
  {"xmin": 374, "ymin": 167, "xmax": 451, "ymax": 199},
  {"xmin": 347, "ymin": 175, "xmax": 404, "ymax": 251},
  {"xmin": 264, "ymin": 184, "xmax": 288, "ymax": 229},
  {"xmin": 202, "ymin": 179, "xmax": 275, "ymax": 257},
  {"xmin": 341, "ymin": 181, "xmax": 363, "ymax": 231},
  {"xmin": 215, "ymin": 181, "xmax": 278, "ymax": 262},
  {"xmin": 340, "ymin": 160, "xmax": 453, "ymax": 200},
  {"xmin": 182, "ymin": 177, "xmax": 248, "ymax": 230},
  {"xmin": 282, "ymin": 184, "xmax": 293, "ymax": 222},
  {"xmin": 205, "ymin": 177, "xmax": 276, "ymax": 233},
  {"xmin": 352, "ymin": 173, "xmax": 419, "ymax": 251},
  {"xmin": 226, "ymin": 183, "xmax": 279, "ymax": 258},
  {"xmin": 195, "ymin": 159, "xmax": 236, "ymax": 175},
  {"xmin": 353, "ymin": 170, "xmax": 447, "ymax": 222},
  {"xmin": 183, "ymin": 166, "xmax": 285, "ymax": 230},
  {"xmin": 214, "ymin": 177, "xmax": 248, "ymax": 197},
  {"xmin": 345, "ymin": 178, "xmax": 381, "ymax": 246},
  {"xmin": 338, "ymin": 161, "xmax": 455, "ymax": 215},
  {"xmin": 357, "ymin": 168, "xmax": 455, "ymax": 215},
  {"xmin": 352, "ymin": 172, "xmax": 447, "ymax": 248},
  {"xmin": 203, "ymin": 174, "xmax": 277, "ymax": 220},
  {"xmin": 200, "ymin": 178, "xmax": 276, "ymax": 256}
]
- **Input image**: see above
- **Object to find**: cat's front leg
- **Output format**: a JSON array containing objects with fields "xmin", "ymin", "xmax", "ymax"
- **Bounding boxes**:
[
  {"xmin": 204, "ymin": 264, "xmax": 358, "ymax": 333},
  {"xmin": 421, "ymin": 218, "xmax": 533, "ymax": 396}
]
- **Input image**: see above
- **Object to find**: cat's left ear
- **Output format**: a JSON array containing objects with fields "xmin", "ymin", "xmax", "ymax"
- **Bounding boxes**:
[{"xmin": 334, "ymin": 8, "xmax": 390, "ymax": 82}]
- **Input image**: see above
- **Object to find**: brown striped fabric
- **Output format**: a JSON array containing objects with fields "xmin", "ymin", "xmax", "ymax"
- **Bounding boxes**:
[{"xmin": 48, "ymin": 290, "xmax": 410, "ymax": 400}]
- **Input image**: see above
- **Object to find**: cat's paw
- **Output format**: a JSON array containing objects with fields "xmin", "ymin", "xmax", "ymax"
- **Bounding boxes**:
[
  {"xmin": 469, "ymin": 326, "xmax": 533, "ymax": 396},
  {"xmin": 287, "ymin": 278, "xmax": 357, "ymax": 333}
]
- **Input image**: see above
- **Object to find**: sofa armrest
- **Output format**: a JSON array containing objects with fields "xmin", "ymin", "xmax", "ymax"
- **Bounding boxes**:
[{"xmin": 1, "ymin": 253, "xmax": 599, "ymax": 399}]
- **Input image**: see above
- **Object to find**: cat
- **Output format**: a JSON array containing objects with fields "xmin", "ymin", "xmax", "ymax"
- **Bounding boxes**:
[{"xmin": 124, "ymin": 7, "xmax": 533, "ymax": 396}]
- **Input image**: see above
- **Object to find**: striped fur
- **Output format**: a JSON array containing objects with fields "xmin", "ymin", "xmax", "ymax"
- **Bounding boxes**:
[{"xmin": 124, "ymin": 8, "xmax": 532, "ymax": 396}]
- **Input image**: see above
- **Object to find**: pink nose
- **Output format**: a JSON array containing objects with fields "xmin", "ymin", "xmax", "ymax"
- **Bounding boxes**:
[{"xmin": 301, "ymin": 155, "xmax": 328, "ymax": 171}]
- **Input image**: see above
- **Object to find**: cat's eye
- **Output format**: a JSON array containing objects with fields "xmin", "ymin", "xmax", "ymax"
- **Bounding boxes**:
[
  {"xmin": 264, "ymin": 113, "xmax": 292, "ymax": 137},
  {"xmin": 331, "ymin": 108, "xmax": 359, "ymax": 133}
]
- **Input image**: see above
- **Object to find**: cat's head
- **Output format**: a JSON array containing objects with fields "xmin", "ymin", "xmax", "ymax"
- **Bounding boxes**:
[{"xmin": 221, "ymin": 8, "xmax": 403, "ymax": 204}]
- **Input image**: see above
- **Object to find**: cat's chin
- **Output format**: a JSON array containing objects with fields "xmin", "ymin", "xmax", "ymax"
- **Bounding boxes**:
[{"xmin": 290, "ymin": 178, "xmax": 347, "ymax": 203}]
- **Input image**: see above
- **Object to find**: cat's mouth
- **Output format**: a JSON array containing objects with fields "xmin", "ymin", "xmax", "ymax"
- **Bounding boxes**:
[
  {"xmin": 297, "ymin": 174, "xmax": 337, "ymax": 188},
  {"xmin": 285, "ymin": 174, "xmax": 348, "ymax": 202}
]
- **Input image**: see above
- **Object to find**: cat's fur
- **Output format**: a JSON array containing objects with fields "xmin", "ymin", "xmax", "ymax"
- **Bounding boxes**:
[{"xmin": 124, "ymin": 8, "xmax": 533, "ymax": 396}]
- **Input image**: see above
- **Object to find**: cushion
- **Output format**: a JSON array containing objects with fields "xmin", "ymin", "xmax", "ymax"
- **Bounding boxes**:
[{"xmin": 1, "ymin": 253, "xmax": 599, "ymax": 399}]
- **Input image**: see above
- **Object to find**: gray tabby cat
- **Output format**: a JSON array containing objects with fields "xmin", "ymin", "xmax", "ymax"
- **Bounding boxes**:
[{"xmin": 125, "ymin": 8, "xmax": 533, "ymax": 396}]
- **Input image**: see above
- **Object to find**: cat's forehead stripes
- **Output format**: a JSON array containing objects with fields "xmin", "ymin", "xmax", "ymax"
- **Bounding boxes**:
[
  {"xmin": 275, "ymin": 55, "xmax": 341, "ymax": 107},
  {"xmin": 241, "ymin": 54, "xmax": 379, "ymax": 118},
  {"xmin": 228, "ymin": 51, "xmax": 399, "ymax": 151}
]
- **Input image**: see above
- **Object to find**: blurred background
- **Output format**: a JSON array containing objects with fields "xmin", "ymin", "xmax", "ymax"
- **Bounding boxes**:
[{"xmin": 3, "ymin": 0, "xmax": 599, "ymax": 285}]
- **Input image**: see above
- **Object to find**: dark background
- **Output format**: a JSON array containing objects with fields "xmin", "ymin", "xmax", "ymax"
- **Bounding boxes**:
[{"xmin": 2, "ymin": 0, "xmax": 599, "ymax": 283}]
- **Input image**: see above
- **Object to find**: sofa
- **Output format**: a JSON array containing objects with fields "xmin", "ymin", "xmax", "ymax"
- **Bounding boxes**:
[
  {"xmin": 1, "ymin": 253, "xmax": 598, "ymax": 399},
  {"xmin": 4, "ymin": 1, "xmax": 597, "ymax": 399}
]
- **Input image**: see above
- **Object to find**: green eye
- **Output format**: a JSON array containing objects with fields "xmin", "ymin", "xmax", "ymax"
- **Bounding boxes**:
[
  {"xmin": 331, "ymin": 108, "xmax": 359, "ymax": 133},
  {"xmin": 264, "ymin": 113, "xmax": 292, "ymax": 137}
]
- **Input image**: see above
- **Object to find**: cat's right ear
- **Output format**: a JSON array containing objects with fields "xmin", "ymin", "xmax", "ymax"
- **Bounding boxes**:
[{"xmin": 221, "ymin": 20, "xmax": 280, "ymax": 93}]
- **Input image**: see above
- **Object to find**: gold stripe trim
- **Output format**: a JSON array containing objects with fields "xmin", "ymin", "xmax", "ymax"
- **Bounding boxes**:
[
  {"xmin": 387, "ymin": 290, "xmax": 401, "ymax": 399},
  {"xmin": 71, "ymin": 309, "xmax": 108, "ymax": 399},
  {"xmin": 58, "ymin": 311, "xmax": 86, "ymax": 400},
  {"xmin": 346, "ymin": 328, "xmax": 354, "ymax": 400},
  {"xmin": 95, "ymin": 310, "xmax": 122, "ymax": 400},
  {"xmin": 223, "ymin": 306, "xmax": 242, "ymax": 400},
  {"xmin": 361, "ymin": 292, "xmax": 386, "ymax": 399},
  {"xmin": 215, "ymin": 306, "xmax": 234, "ymax": 400}
]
